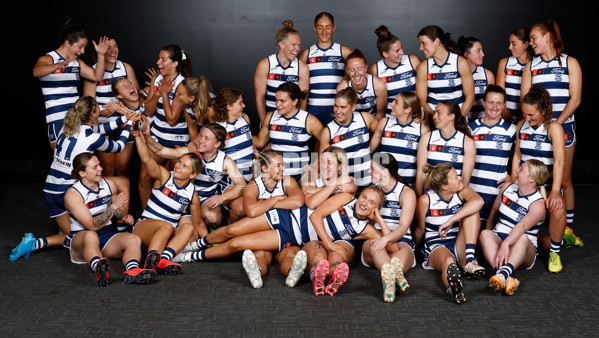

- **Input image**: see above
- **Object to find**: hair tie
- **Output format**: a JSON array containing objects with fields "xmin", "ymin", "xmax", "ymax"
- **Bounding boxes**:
[
  {"xmin": 444, "ymin": 32, "xmax": 451, "ymax": 41},
  {"xmin": 181, "ymin": 50, "xmax": 187, "ymax": 61}
]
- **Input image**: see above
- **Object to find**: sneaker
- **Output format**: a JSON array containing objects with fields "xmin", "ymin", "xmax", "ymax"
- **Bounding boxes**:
[
  {"xmin": 381, "ymin": 263, "xmax": 396, "ymax": 303},
  {"xmin": 447, "ymin": 263, "xmax": 466, "ymax": 304},
  {"xmin": 172, "ymin": 251, "xmax": 193, "ymax": 263},
  {"xmin": 312, "ymin": 259, "xmax": 329, "ymax": 296},
  {"xmin": 463, "ymin": 260, "xmax": 486, "ymax": 278},
  {"xmin": 95, "ymin": 257, "xmax": 110, "ymax": 288},
  {"xmin": 325, "ymin": 263, "xmax": 349, "ymax": 296},
  {"xmin": 9, "ymin": 233, "xmax": 36, "ymax": 262},
  {"xmin": 120, "ymin": 268, "xmax": 157, "ymax": 285},
  {"xmin": 242, "ymin": 250, "xmax": 263, "ymax": 289},
  {"xmin": 143, "ymin": 251, "xmax": 161, "ymax": 270},
  {"xmin": 390, "ymin": 257, "xmax": 409, "ymax": 291},
  {"xmin": 180, "ymin": 241, "xmax": 201, "ymax": 254},
  {"xmin": 504, "ymin": 277, "xmax": 520, "ymax": 296},
  {"xmin": 489, "ymin": 274, "xmax": 506, "ymax": 292},
  {"xmin": 286, "ymin": 250, "xmax": 307, "ymax": 288},
  {"xmin": 155, "ymin": 258, "xmax": 182, "ymax": 275},
  {"xmin": 563, "ymin": 227, "xmax": 584, "ymax": 247},
  {"xmin": 548, "ymin": 252, "xmax": 563, "ymax": 273}
]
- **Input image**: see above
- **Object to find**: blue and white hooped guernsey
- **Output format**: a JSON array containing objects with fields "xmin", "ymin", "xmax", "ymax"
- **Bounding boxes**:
[
  {"xmin": 426, "ymin": 52, "xmax": 464, "ymax": 110},
  {"xmin": 218, "ymin": 116, "xmax": 254, "ymax": 182},
  {"xmin": 518, "ymin": 121, "xmax": 554, "ymax": 178},
  {"xmin": 493, "ymin": 183, "xmax": 544, "ymax": 248},
  {"xmin": 468, "ymin": 118, "xmax": 516, "ymax": 203},
  {"xmin": 327, "ymin": 112, "xmax": 372, "ymax": 186},
  {"xmin": 266, "ymin": 54, "xmax": 300, "ymax": 113},
  {"xmin": 375, "ymin": 55, "xmax": 417, "ymax": 116},
  {"xmin": 306, "ymin": 43, "xmax": 345, "ymax": 117},
  {"xmin": 43, "ymin": 123, "xmax": 131, "ymax": 195},
  {"xmin": 149, "ymin": 72, "xmax": 189, "ymax": 147},
  {"xmin": 348, "ymin": 73, "xmax": 378, "ymax": 117},
  {"xmin": 39, "ymin": 50, "xmax": 81, "ymax": 124},
  {"xmin": 93, "ymin": 60, "xmax": 128, "ymax": 124},
  {"xmin": 468, "ymin": 65, "xmax": 488, "ymax": 121},
  {"xmin": 426, "ymin": 129, "xmax": 466, "ymax": 176},
  {"xmin": 530, "ymin": 54, "xmax": 572, "ymax": 122},
  {"xmin": 194, "ymin": 150, "xmax": 228, "ymax": 202},
  {"xmin": 376, "ymin": 181, "xmax": 413, "ymax": 243},
  {"xmin": 380, "ymin": 117, "xmax": 423, "ymax": 184},
  {"xmin": 504, "ymin": 56, "xmax": 526, "ymax": 119},
  {"xmin": 422, "ymin": 190, "xmax": 462, "ymax": 260},
  {"xmin": 141, "ymin": 172, "xmax": 196, "ymax": 226},
  {"xmin": 254, "ymin": 175, "xmax": 286, "ymax": 200},
  {"xmin": 68, "ymin": 178, "xmax": 113, "ymax": 232},
  {"xmin": 268, "ymin": 109, "xmax": 312, "ymax": 178}
]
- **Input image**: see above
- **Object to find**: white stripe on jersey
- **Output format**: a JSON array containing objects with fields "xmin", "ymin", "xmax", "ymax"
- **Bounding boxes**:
[
  {"xmin": 493, "ymin": 183, "xmax": 544, "ymax": 247},
  {"xmin": 376, "ymin": 55, "xmax": 417, "ymax": 115},
  {"xmin": 426, "ymin": 129, "xmax": 466, "ymax": 175},
  {"xmin": 468, "ymin": 66, "xmax": 488, "ymax": 121},
  {"xmin": 426, "ymin": 52, "xmax": 463, "ymax": 109},
  {"xmin": 254, "ymin": 176, "xmax": 286, "ymax": 200},
  {"xmin": 518, "ymin": 121, "xmax": 554, "ymax": 176},
  {"xmin": 504, "ymin": 56, "xmax": 526, "ymax": 118},
  {"xmin": 306, "ymin": 43, "xmax": 345, "ymax": 111},
  {"xmin": 268, "ymin": 109, "xmax": 312, "ymax": 177},
  {"xmin": 424, "ymin": 190, "xmax": 463, "ymax": 244},
  {"xmin": 348, "ymin": 73, "xmax": 377, "ymax": 116},
  {"xmin": 380, "ymin": 117, "xmax": 422, "ymax": 184},
  {"xmin": 266, "ymin": 54, "xmax": 300, "ymax": 112},
  {"xmin": 149, "ymin": 73, "xmax": 189, "ymax": 146},
  {"xmin": 376, "ymin": 181, "xmax": 412, "ymax": 242},
  {"xmin": 69, "ymin": 178, "xmax": 113, "ymax": 232},
  {"xmin": 93, "ymin": 60, "xmax": 128, "ymax": 124},
  {"xmin": 141, "ymin": 172, "xmax": 196, "ymax": 226},
  {"xmin": 218, "ymin": 117, "xmax": 254, "ymax": 182},
  {"xmin": 530, "ymin": 54, "xmax": 572, "ymax": 122},
  {"xmin": 194, "ymin": 150, "xmax": 228, "ymax": 201},
  {"xmin": 39, "ymin": 51, "xmax": 81, "ymax": 124}
]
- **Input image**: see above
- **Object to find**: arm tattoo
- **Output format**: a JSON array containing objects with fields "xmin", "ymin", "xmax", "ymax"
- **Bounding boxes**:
[
  {"xmin": 146, "ymin": 137, "xmax": 163, "ymax": 153},
  {"xmin": 334, "ymin": 186, "xmax": 343, "ymax": 194},
  {"xmin": 115, "ymin": 207, "xmax": 124, "ymax": 220},
  {"xmin": 92, "ymin": 206, "xmax": 116, "ymax": 228}
]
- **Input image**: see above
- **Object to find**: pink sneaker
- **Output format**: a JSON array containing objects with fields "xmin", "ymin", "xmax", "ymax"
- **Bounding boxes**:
[
  {"xmin": 312, "ymin": 260, "xmax": 329, "ymax": 296},
  {"xmin": 325, "ymin": 263, "xmax": 349, "ymax": 296}
]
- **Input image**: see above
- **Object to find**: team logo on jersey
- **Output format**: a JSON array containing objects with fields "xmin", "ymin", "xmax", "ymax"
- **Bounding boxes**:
[
  {"xmin": 268, "ymin": 73, "xmax": 281, "ymax": 80},
  {"xmin": 429, "ymin": 145, "xmax": 443, "ymax": 152},
  {"xmin": 520, "ymin": 133, "xmax": 530, "ymax": 140},
  {"xmin": 427, "ymin": 74, "xmax": 437, "ymax": 80},
  {"xmin": 332, "ymin": 135, "xmax": 346, "ymax": 144},
  {"xmin": 431, "ymin": 209, "xmax": 445, "ymax": 217}
]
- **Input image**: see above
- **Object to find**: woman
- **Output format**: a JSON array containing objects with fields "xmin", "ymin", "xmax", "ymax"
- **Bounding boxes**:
[
  {"xmin": 369, "ymin": 25, "xmax": 421, "ymax": 117},
  {"xmin": 144, "ymin": 121, "xmax": 247, "ymax": 228},
  {"xmin": 415, "ymin": 100, "xmax": 476, "ymax": 196},
  {"xmin": 254, "ymin": 20, "xmax": 310, "ymax": 124},
  {"xmin": 253, "ymin": 82, "xmax": 324, "ymax": 182},
  {"xmin": 496, "ymin": 27, "xmax": 532, "ymax": 122},
  {"xmin": 370, "ymin": 90, "xmax": 430, "ymax": 184},
  {"xmin": 174, "ymin": 150, "xmax": 305, "ymax": 289},
  {"xmin": 208, "ymin": 87, "xmax": 255, "ymax": 182},
  {"xmin": 131, "ymin": 126, "xmax": 205, "ymax": 276},
  {"xmin": 457, "ymin": 36, "xmax": 495, "ymax": 122},
  {"xmin": 413, "ymin": 163, "xmax": 484, "ymax": 304},
  {"xmin": 520, "ymin": 20, "xmax": 583, "ymax": 248},
  {"xmin": 83, "ymin": 34, "xmax": 141, "ymax": 177},
  {"xmin": 181, "ymin": 76, "xmax": 215, "ymax": 140},
  {"xmin": 298, "ymin": 12, "xmax": 353, "ymax": 126},
  {"xmin": 362, "ymin": 153, "xmax": 417, "ymax": 303},
  {"xmin": 63, "ymin": 153, "xmax": 155, "ymax": 287},
  {"xmin": 415, "ymin": 25, "xmax": 475, "ymax": 123},
  {"xmin": 139, "ymin": 44, "xmax": 193, "ymax": 209},
  {"xmin": 512, "ymin": 85, "xmax": 569, "ymax": 273},
  {"xmin": 337, "ymin": 49, "xmax": 387, "ymax": 119},
  {"xmin": 33, "ymin": 20, "xmax": 109, "ymax": 150},
  {"xmin": 468, "ymin": 85, "xmax": 517, "ymax": 221},
  {"xmin": 320, "ymin": 88, "xmax": 378, "ymax": 187},
  {"xmin": 9, "ymin": 96, "xmax": 136, "ymax": 262},
  {"xmin": 479, "ymin": 160, "xmax": 548, "ymax": 295}
]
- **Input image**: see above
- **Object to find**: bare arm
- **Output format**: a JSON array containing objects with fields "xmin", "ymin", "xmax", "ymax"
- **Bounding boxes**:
[
  {"xmin": 254, "ymin": 58, "xmax": 269, "ymax": 123},
  {"xmin": 458, "ymin": 56, "xmax": 475, "ymax": 117}
]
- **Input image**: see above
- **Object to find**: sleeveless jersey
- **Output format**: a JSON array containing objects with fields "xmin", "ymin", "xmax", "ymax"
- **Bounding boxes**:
[
  {"xmin": 530, "ymin": 54, "xmax": 572, "ymax": 122},
  {"xmin": 327, "ymin": 112, "xmax": 372, "ymax": 186},
  {"xmin": 141, "ymin": 172, "xmax": 196, "ymax": 226},
  {"xmin": 503, "ymin": 56, "xmax": 526, "ymax": 119},
  {"xmin": 39, "ymin": 51, "xmax": 81, "ymax": 124},
  {"xmin": 348, "ymin": 73, "xmax": 377, "ymax": 116},
  {"xmin": 44, "ymin": 123, "xmax": 131, "ymax": 195},
  {"xmin": 68, "ymin": 178, "xmax": 114, "ymax": 232},
  {"xmin": 518, "ymin": 121, "xmax": 554, "ymax": 176},
  {"xmin": 375, "ymin": 55, "xmax": 417, "ymax": 115},
  {"xmin": 218, "ymin": 116, "xmax": 254, "ymax": 182},
  {"xmin": 376, "ymin": 181, "xmax": 413, "ymax": 243},
  {"xmin": 322, "ymin": 198, "xmax": 369, "ymax": 241},
  {"xmin": 468, "ymin": 66, "xmax": 488, "ymax": 121},
  {"xmin": 380, "ymin": 117, "xmax": 423, "ymax": 184},
  {"xmin": 306, "ymin": 43, "xmax": 345, "ymax": 114},
  {"xmin": 494, "ymin": 183, "xmax": 544, "ymax": 239},
  {"xmin": 149, "ymin": 73, "xmax": 189, "ymax": 147},
  {"xmin": 194, "ymin": 150, "xmax": 228, "ymax": 201},
  {"xmin": 468, "ymin": 118, "xmax": 516, "ymax": 202},
  {"xmin": 268, "ymin": 109, "xmax": 312, "ymax": 177},
  {"xmin": 426, "ymin": 52, "xmax": 464, "ymax": 109},
  {"xmin": 254, "ymin": 176, "xmax": 286, "ymax": 200},
  {"xmin": 266, "ymin": 54, "xmax": 300, "ymax": 113},
  {"xmin": 424, "ymin": 190, "xmax": 463, "ymax": 245},
  {"xmin": 426, "ymin": 129, "xmax": 466, "ymax": 175},
  {"xmin": 93, "ymin": 60, "xmax": 128, "ymax": 124}
]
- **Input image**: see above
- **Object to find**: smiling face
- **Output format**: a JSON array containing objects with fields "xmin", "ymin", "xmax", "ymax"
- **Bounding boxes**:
[
  {"xmin": 262, "ymin": 154, "xmax": 285, "ymax": 181},
  {"xmin": 345, "ymin": 57, "xmax": 367, "ymax": 87},
  {"xmin": 104, "ymin": 39, "xmax": 119, "ymax": 64},
  {"xmin": 65, "ymin": 37, "xmax": 88, "ymax": 60},
  {"xmin": 383, "ymin": 40, "xmax": 404, "ymax": 65},
  {"xmin": 196, "ymin": 127, "xmax": 221, "ymax": 155},
  {"xmin": 275, "ymin": 90, "xmax": 298, "ymax": 116},
  {"xmin": 115, "ymin": 79, "xmax": 139, "ymax": 102},
  {"xmin": 521, "ymin": 102, "xmax": 544, "ymax": 127},
  {"xmin": 278, "ymin": 33, "xmax": 301, "ymax": 62},
  {"xmin": 173, "ymin": 154, "xmax": 197, "ymax": 181},
  {"xmin": 80, "ymin": 156, "xmax": 103, "ymax": 184},
  {"xmin": 443, "ymin": 168, "xmax": 463, "ymax": 193},
  {"xmin": 314, "ymin": 17, "xmax": 335, "ymax": 44},
  {"xmin": 369, "ymin": 161, "xmax": 389, "ymax": 186},
  {"xmin": 529, "ymin": 27, "xmax": 550, "ymax": 56},
  {"xmin": 464, "ymin": 41, "xmax": 485, "ymax": 66},
  {"xmin": 333, "ymin": 97, "xmax": 355, "ymax": 124},
  {"xmin": 483, "ymin": 92, "xmax": 505, "ymax": 122},
  {"xmin": 508, "ymin": 34, "xmax": 530, "ymax": 59},
  {"xmin": 227, "ymin": 96, "xmax": 245, "ymax": 120},
  {"xmin": 175, "ymin": 84, "xmax": 195, "ymax": 106},
  {"xmin": 156, "ymin": 49, "xmax": 178, "ymax": 76},
  {"xmin": 355, "ymin": 188, "xmax": 382, "ymax": 218},
  {"xmin": 432, "ymin": 103, "xmax": 454, "ymax": 130},
  {"xmin": 515, "ymin": 161, "xmax": 531, "ymax": 186},
  {"xmin": 320, "ymin": 152, "xmax": 341, "ymax": 181},
  {"xmin": 418, "ymin": 35, "xmax": 438, "ymax": 58},
  {"xmin": 390, "ymin": 94, "xmax": 409, "ymax": 118}
]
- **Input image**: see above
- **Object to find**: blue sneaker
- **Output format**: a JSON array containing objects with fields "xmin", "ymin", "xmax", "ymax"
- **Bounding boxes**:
[{"xmin": 9, "ymin": 233, "xmax": 36, "ymax": 262}]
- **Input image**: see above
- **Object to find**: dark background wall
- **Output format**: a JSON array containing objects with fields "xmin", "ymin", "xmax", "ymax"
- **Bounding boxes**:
[{"xmin": 3, "ymin": 0, "xmax": 594, "ymax": 178}]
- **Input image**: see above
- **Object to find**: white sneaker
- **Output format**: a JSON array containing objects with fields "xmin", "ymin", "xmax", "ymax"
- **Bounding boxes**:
[
  {"xmin": 180, "ymin": 241, "xmax": 200, "ymax": 254},
  {"xmin": 285, "ymin": 250, "xmax": 307, "ymax": 287},
  {"xmin": 172, "ymin": 251, "xmax": 193, "ymax": 263},
  {"xmin": 242, "ymin": 250, "xmax": 263, "ymax": 289},
  {"xmin": 381, "ymin": 263, "xmax": 396, "ymax": 303},
  {"xmin": 391, "ymin": 257, "xmax": 409, "ymax": 291}
]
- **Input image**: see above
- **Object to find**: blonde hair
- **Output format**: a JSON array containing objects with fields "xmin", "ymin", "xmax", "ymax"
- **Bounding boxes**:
[
  {"xmin": 422, "ymin": 162, "xmax": 453, "ymax": 194},
  {"xmin": 63, "ymin": 96, "xmax": 97, "ymax": 137},
  {"xmin": 361, "ymin": 185, "xmax": 385, "ymax": 210},
  {"xmin": 526, "ymin": 159, "xmax": 549, "ymax": 188},
  {"xmin": 398, "ymin": 91, "xmax": 427, "ymax": 125},
  {"xmin": 276, "ymin": 20, "xmax": 300, "ymax": 47},
  {"xmin": 322, "ymin": 146, "xmax": 349, "ymax": 177},
  {"xmin": 183, "ymin": 77, "xmax": 213, "ymax": 125}
]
